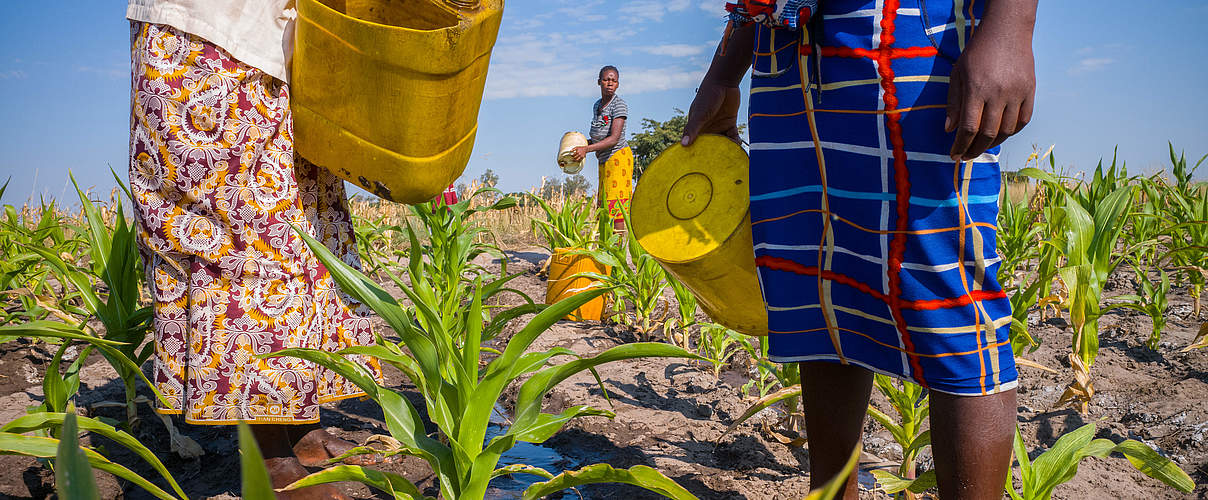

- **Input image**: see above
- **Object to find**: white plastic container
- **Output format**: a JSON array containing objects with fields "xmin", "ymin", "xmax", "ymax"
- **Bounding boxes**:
[{"xmin": 557, "ymin": 131, "xmax": 588, "ymax": 174}]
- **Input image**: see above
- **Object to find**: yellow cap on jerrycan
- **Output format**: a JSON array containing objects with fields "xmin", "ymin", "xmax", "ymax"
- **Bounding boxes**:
[
  {"xmin": 291, "ymin": 0, "xmax": 504, "ymax": 203},
  {"xmin": 630, "ymin": 134, "xmax": 768, "ymax": 336}
]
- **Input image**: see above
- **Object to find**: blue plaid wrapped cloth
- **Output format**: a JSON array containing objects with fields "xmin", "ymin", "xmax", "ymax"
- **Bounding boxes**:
[{"xmin": 744, "ymin": 0, "xmax": 1018, "ymax": 396}]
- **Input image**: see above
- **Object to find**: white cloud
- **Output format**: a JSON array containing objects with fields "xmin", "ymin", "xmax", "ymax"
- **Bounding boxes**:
[
  {"xmin": 699, "ymin": 0, "xmax": 727, "ymax": 13},
  {"xmin": 643, "ymin": 43, "xmax": 708, "ymax": 57},
  {"xmin": 1067, "ymin": 57, "xmax": 1113, "ymax": 75},
  {"xmin": 485, "ymin": 62, "xmax": 706, "ymax": 99},
  {"xmin": 484, "ymin": 1, "xmax": 715, "ymax": 99},
  {"xmin": 486, "ymin": 33, "xmax": 708, "ymax": 99},
  {"xmin": 510, "ymin": 17, "xmax": 546, "ymax": 31},
  {"xmin": 75, "ymin": 65, "xmax": 125, "ymax": 80},
  {"xmin": 621, "ymin": 65, "xmax": 707, "ymax": 94},
  {"xmin": 618, "ymin": 0, "xmax": 693, "ymax": 22},
  {"xmin": 1067, "ymin": 43, "xmax": 1129, "ymax": 76}
]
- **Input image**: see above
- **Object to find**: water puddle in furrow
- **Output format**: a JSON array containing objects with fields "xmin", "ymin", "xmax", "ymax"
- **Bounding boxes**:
[{"xmin": 484, "ymin": 403, "xmax": 583, "ymax": 498}]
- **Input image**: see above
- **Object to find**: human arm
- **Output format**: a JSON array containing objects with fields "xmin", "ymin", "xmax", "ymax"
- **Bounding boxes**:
[
  {"xmin": 681, "ymin": 21, "xmax": 756, "ymax": 146},
  {"xmin": 946, "ymin": 0, "xmax": 1038, "ymax": 161},
  {"xmin": 572, "ymin": 116, "xmax": 627, "ymax": 161}
]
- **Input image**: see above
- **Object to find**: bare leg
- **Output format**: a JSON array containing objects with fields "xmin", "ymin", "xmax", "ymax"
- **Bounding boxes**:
[
  {"xmin": 291, "ymin": 425, "xmax": 398, "ymax": 467},
  {"xmin": 252, "ymin": 424, "xmax": 295, "ymax": 459},
  {"xmin": 251, "ymin": 424, "xmax": 351, "ymax": 500},
  {"xmin": 800, "ymin": 361, "xmax": 874, "ymax": 500},
  {"xmin": 930, "ymin": 389, "xmax": 1017, "ymax": 500}
]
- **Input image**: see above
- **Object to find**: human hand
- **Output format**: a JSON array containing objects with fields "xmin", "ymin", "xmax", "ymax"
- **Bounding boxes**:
[
  {"xmin": 681, "ymin": 83, "xmax": 742, "ymax": 147},
  {"xmin": 572, "ymin": 146, "xmax": 587, "ymax": 162},
  {"xmin": 945, "ymin": 28, "xmax": 1035, "ymax": 162}
]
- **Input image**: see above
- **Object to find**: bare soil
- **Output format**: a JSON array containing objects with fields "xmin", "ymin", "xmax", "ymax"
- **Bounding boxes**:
[{"xmin": 0, "ymin": 247, "xmax": 1204, "ymax": 499}]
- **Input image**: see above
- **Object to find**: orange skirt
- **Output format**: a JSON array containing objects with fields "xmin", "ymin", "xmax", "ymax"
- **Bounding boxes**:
[{"xmin": 599, "ymin": 146, "xmax": 634, "ymax": 221}]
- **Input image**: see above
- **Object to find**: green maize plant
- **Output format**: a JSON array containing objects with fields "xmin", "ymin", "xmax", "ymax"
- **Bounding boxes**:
[
  {"xmin": 662, "ymin": 274, "xmax": 699, "ymax": 350},
  {"xmin": 576, "ymin": 211, "xmax": 670, "ymax": 341},
  {"xmin": 1105, "ymin": 266, "xmax": 1170, "ymax": 350},
  {"xmin": 866, "ymin": 375, "xmax": 933, "ymax": 499},
  {"xmin": 351, "ymin": 214, "xmax": 403, "ymax": 278},
  {"xmin": 268, "ymin": 227, "xmax": 703, "ymax": 500},
  {"xmin": 0, "ymin": 403, "xmax": 190, "ymax": 500},
  {"xmin": 696, "ymin": 322, "xmax": 745, "ymax": 379},
  {"xmin": 1126, "ymin": 177, "xmax": 1170, "ymax": 272},
  {"xmin": 721, "ymin": 357, "xmax": 803, "ymax": 445},
  {"xmin": 0, "ymin": 182, "xmax": 87, "ymax": 327},
  {"xmin": 997, "ymin": 198, "xmax": 1042, "ymax": 290},
  {"xmin": 1022, "ymin": 161, "xmax": 1135, "ymax": 413},
  {"xmin": 738, "ymin": 336, "xmax": 778, "ymax": 398},
  {"xmin": 1006, "ymin": 269, "xmax": 1061, "ymax": 357},
  {"xmin": 1165, "ymin": 142, "xmax": 1206, "ymax": 204},
  {"xmin": 1166, "ymin": 193, "xmax": 1207, "ymax": 319},
  {"xmin": 1022, "ymin": 150, "xmax": 1064, "ymax": 320},
  {"xmin": 997, "ymin": 192, "xmax": 1056, "ymax": 356},
  {"xmin": 1155, "ymin": 146, "xmax": 1208, "ymax": 318},
  {"xmin": 55, "ymin": 407, "xmax": 100, "ymax": 500},
  {"xmin": 529, "ymin": 193, "xmax": 598, "ymax": 253},
  {"xmin": 1004, "ymin": 423, "xmax": 1194, "ymax": 500},
  {"xmin": 22, "ymin": 173, "xmax": 167, "ymax": 426},
  {"xmin": 404, "ymin": 188, "xmax": 538, "ymax": 340},
  {"xmin": 0, "ymin": 322, "xmax": 162, "ymax": 433}
]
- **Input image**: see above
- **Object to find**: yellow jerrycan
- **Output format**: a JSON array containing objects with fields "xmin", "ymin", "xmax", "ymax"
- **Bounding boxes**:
[
  {"xmin": 291, "ymin": 0, "xmax": 504, "ymax": 203},
  {"xmin": 630, "ymin": 135, "xmax": 767, "ymax": 336}
]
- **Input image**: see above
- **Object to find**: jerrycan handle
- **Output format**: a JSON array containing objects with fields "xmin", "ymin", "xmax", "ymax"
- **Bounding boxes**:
[{"xmin": 444, "ymin": 0, "xmax": 480, "ymax": 10}]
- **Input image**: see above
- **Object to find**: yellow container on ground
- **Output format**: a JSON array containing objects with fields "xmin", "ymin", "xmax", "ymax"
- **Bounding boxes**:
[
  {"xmin": 545, "ymin": 249, "xmax": 610, "ymax": 322},
  {"xmin": 630, "ymin": 134, "xmax": 768, "ymax": 336},
  {"xmin": 292, "ymin": 0, "xmax": 504, "ymax": 203}
]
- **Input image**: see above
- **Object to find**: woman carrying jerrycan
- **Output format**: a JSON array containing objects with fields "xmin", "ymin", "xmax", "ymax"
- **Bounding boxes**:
[{"xmin": 679, "ymin": 0, "xmax": 1037, "ymax": 497}]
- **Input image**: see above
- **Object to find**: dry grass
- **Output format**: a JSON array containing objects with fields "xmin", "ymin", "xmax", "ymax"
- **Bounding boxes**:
[
  {"xmin": 348, "ymin": 178, "xmax": 598, "ymax": 251},
  {"xmin": 1002, "ymin": 179, "xmax": 1035, "ymax": 205}
]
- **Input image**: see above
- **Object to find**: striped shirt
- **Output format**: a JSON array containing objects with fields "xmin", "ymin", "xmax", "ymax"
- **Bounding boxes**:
[{"xmin": 589, "ymin": 96, "xmax": 628, "ymax": 162}]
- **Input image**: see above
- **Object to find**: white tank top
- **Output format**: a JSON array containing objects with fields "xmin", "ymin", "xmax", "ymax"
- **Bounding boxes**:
[{"xmin": 126, "ymin": 0, "xmax": 296, "ymax": 83}]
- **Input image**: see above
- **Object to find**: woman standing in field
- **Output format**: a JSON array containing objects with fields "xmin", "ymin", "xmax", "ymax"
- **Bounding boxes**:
[
  {"xmin": 682, "ymin": 0, "xmax": 1036, "ymax": 498},
  {"xmin": 572, "ymin": 65, "xmax": 633, "ymax": 231},
  {"xmin": 126, "ymin": 2, "xmax": 387, "ymax": 498}
]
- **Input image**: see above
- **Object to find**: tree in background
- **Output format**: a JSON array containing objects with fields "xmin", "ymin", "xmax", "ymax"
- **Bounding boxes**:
[
  {"xmin": 538, "ymin": 174, "xmax": 592, "ymax": 200},
  {"xmin": 629, "ymin": 110, "xmax": 688, "ymax": 182},
  {"xmin": 478, "ymin": 169, "xmax": 500, "ymax": 188},
  {"xmin": 563, "ymin": 174, "xmax": 592, "ymax": 196},
  {"xmin": 629, "ymin": 109, "xmax": 745, "ymax": 182}
]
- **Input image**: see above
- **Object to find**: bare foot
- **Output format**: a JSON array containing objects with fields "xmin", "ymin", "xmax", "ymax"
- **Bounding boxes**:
[
  {"xmin": 264, "ymin": 457, "xmax": 350, "ymax": 500},
  {"xmin": 293, "ymin": 428, "xmax": 398, "ymax": 467}
]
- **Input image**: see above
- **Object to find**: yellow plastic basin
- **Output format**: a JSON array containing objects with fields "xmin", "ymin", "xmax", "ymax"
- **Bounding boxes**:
[
  {"xmin": 631, "ymin": 135, "xmax": 767, "ymax": 336},
  {"xmin": 292, "ymin": 0, "xmax": 504, "ymax": 203},
  {"xmin": 546, "ymin": 249, "xmax": 610, "ymax": 322}
]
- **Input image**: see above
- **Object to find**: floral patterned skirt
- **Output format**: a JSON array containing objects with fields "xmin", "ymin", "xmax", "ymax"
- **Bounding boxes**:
[{"xmin": 129, "ymin": 22, "xmax": 381, "ymax": 425}]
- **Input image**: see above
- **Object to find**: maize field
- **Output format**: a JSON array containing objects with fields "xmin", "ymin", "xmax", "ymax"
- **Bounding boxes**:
[{"xmin": 0, "ymin": 144, "xmax": 1204, "ymax": 499}]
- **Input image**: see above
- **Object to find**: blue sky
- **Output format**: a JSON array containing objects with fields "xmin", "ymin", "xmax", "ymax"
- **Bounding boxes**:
[{"xmin": 1, "ymin": 1, "xmax": 1206, "ymax": 203}]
